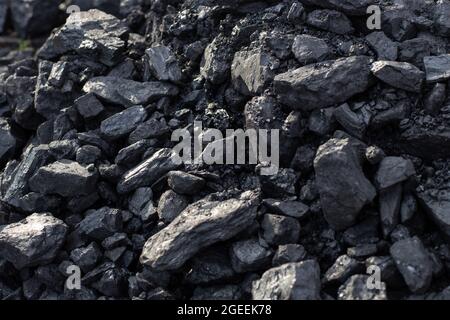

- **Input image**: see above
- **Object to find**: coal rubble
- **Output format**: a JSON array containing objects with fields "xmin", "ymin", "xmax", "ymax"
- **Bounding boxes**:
[{"xmin": 0, "ymin": 0, "xmax": 449, "ymax": 302}]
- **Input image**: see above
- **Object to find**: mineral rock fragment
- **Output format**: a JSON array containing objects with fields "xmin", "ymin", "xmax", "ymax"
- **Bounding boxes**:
[
  {"xmin": 365, "ymin": 32, "xmax": 398, "ymax": 61},
  {"xmin": 306, "ymin": 10, "xmax": 354, "ymax": 35},
  {"xmin": 314, "ymin": 138, "xmax": 376, "ymax": 230},
  {"xmin": 140, "ymin": 191, "xmax": 260, "ymax": 271},
  {"xmin": 117, "ymin": 148, "xmax": 181, "ymax": 194},
  {"xmin": 0, "ymin": 213, "xmax": 67, "ymax": 269},
  {"xmin": 100, "ymin": 106, "xmax": 147, "ymax": 140},
  {"xmin": 374, "ymin": 156, "xmax": 415, "ymax": 190},
  {"xmin": 78, "ymin": 207, "xmax": 123, "ymax": 240},
  {"xmin": 0, "ymin": 118, "xmax": 19, "ymax": 165},
  {"xmin": 157, "ymin": 190, "xmax": 189, "ymax": 224},
  {"xmin": 261, "ymin": 214, "xmax": 300, "ymax": 246},
  {"xmin": 371, "ymin": 61, "xmax": 424, "ymax": 92},
  {"xmin": 423, "ymin": 54, "xmax": 450, "ymax": 83},
  {"xmin": 145, "ymin": 46, "xmax": 182, "ymax": 83},
  {"xmin": 167, "ymin": 171, "xmax": 205, "ymax": 195},
  {"xmin": 299, "ymin": 0, "xmax": 376, "ymax": 16},
  {"xmin": 230, "ymin": 238, "xmax": 272, "ymax": 273},
  {"xmin": 274, "ymin": 56, "xmax": 373, "ymax": 110},
  {"xmin": 83, "ymin": 77, "xmax": 179, "ymax": 107},
  {"xmin": 29, "ymin": 160, "xmax": 98, "ymax": 197},
  {"xmin": 291, "ymin": 35, "xmax": 331, "ymax": 65},
  {"xmin": 390, "ymin": 237, "xmax": 433, "ymax": 293},
  {"xmin": 252, "ymin": 260, "xmax": 321, "ymax": 300},
  {"xmin": 337, "ymin": 275, "xmax": 387, "ymax": 300},
  {"xmin": 417, "ymin": 190, "xmax": 450, "ymax": 237}
]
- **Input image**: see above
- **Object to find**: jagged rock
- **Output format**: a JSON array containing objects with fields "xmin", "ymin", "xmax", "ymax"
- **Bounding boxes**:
[
  {"xmin": 272, "ymin": 244, "xmax": 307, "ymax": 267},
  {"xmin": 306, "ymin": 10, "xmax": 354, "ymax": 35},
  {"xmin": 398, "ymin": 38, "xmax": 430, "ymax": 67},
  {"xmin": 0, "ymin": 213, "xmax": 67, "ymax": 269},
  {"xmin": 379, "ymin": 184, "xmax": 402, "ymax": 237},
  {"xmin": 75, "ymin": 93, "xmax": 105, "ymax": 119},
  {"xmin": 365, "ymin": 146, "xmax": 385, "ymax": 165},
  {"xmin": 323, "ymin": 255, "xmax": 363, "ymax": 285},
  {"xmin": 252, "ymin": 260, "xmax": 321, "ymax": 300},
  {"xmin": 333, "ymin": 103, "xmax": 366, "ymax": 139},
  {"xmin": 167, "ymin": 171, "xmax": 205, "ymax": 195},
  {"xmin": 274, "ymin": 56, "xmax": 373, "ymax": 110},
  {"xmin": 244, "ymin": 95, "xmax": 283, "ymax": 130},
  {"xmin": 337, "ymin": 275, "xmax": 387, "ymax": 300},
  {"xmin": 38, "ymin": 9, "xmax": 129, "ymax": 66},
  {"xmin": 200, "ymin": 35, "xmax": 232, "ymax": 85},
  {"xmin": 417, "ymin": 189, "xmax": 450, "ymax": 237},
  {"xmin": 140, "ymin": 191, "xmax": 260, "ymax": 271},
  {"xmin": 374, "ymin": 156, "xmax": 415, "ymax": 190},
  {"xmin": 0, "ymin": 118, "xmax": 19, "ymax": 165},
  {"xmin": 29, "ymin": 160, "xmax": 98, "ymax": 197},
  {"xmin": 115, "ymin": 140, "xmax": 152, "ymax": 168},
  {"xmin": 77, "ymin": 207, "xmax": 123, "ymax": 240},
  {"xmin": 185, "ymin": 251, "xmax": 235, "ymax": 285},
  {"xmin": 424, "ymin": 83, "xmax": 446, "ymax": 115},
  {"xmin": 371, "ymin": 61, "xmax": 424, "ymax": 92},
  {"xmin": 83, "ymin": 76, "xmax": 179, "ymax": 107},
  {"xmin": 261, "ymin": 214, "xmax": 300, "ymax": 246},
  {"xmin": 100, "ymin": 106, "xmax": 147, "ymax": 140},
  {"xmin": 291, "ymin": 35, "xmax": 331, "ymax": 65},
  {"xmin": 128, "ymin": 187, "xmax": 157, "ymax": 222},
  {"xmin": 434, "ymin": 0, "xmax": 450, "ymax": 36},
  {"xmin": 262, "ymin": 199, "xmax": 309, "ymax": 219},
  {"xmin": 117, "ymin": 148, "xmax": 181, "ymax": 194},
  {"xmin": 424, "ymin": 54, "xmax": 450, "ymax": 83},
  {"xmin": 231, "ymin": 48, "xmax": 277, "ymax": 96},
  {"xmin": 314, "ymin": 138, "xmax": 376, "ymax": 230},
  {"xmin": 2, "ymin": 145, "xmax": 52, "ymax": 208},
  {"xmin": 365, "ymin": 31, "xmax": 398, "ymax": 61},
  {"xmin": 390, "ymin": 237, "xmax": 433, "ymax": 293},
  {"xmin": 144, "ymin": 46, "xmax": 182, "ymax": 83},
  {"xmin": 230, "ymin": 238, "xmax": 272, "ymax": 273},
  {"xmin": 70, "ymin": 242, "xmax": 102, "ymax": 273},
  {"xmin": 157, "ymin": 190, "xmax": 189, "ymax": 224}
]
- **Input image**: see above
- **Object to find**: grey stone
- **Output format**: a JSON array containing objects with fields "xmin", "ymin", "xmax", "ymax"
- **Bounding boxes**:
[
  {"xmin": 252, "ymin": 260, "xmax": 321, "ymax": 300},
  {"xmin": 314, "ymin": 138, "xmax": 376, "ymax": 230},
  {"xmin": 117, "ymin": 148, "xmax": 181, "ymax": 194},
  {"xmin": 323, "ymin": 255, "xmax": 363, "ymax": 285},
  {"xmin": 83, "ymin": 76, "xmax": 179, "ymax": 107},
  {"xmin": 261, "ymin": 214, "xmax": 300, "ymax": 246},
  {"xmin": 333, "ymin": 103, "xmax": 366, "ymax": 139},
  {"xmin": 417, "ymin": 189, "xmax": 450, "ymax": 237},
  {"xmin": 29, "ymin": 160, "xmax": 98, "ymax": 198},
  {"xmin": 262, "ymin": 199, "xmax": 309, "ymax": 219},
  {"xmin": 128, "ymin": 187, "xmax": 157, "ymax": 222},
  {"xmin": 167, "ymin": 171, "xmax": 206, "ymax": 195},
  {"xmin": 157, "ymin": 190, "xmax": 189, "ymax": 224},
  {"xmin": 75, "ymin": 93, "xmax": 105, "ymax": 119},
  {"xmin": 274, "ymin": 56, "xmax": 373, "ymax": 110},
  {"xmin": 337, "ymin": 275, "xmax": 387, "ymax": 300},
  {"xmin": 390, "ymin": 237, "xmax": 433, "ymax": 293},
  {"xmin": 434, "ymin": 0, "xmax": 450, "ymax": 36},
  {"xmin": 0, "ymin": 118, "xmax": 19, "ymax": 165},
  {"xmin": 128, "ymin": 118, "xmax": 170, "ymax": 144},
  {"xmin": 145, "ymin": 46, "xmax": 182, "ymax": 83},
  {"xmin": 38, "ymin": 9, "xmax": 128, "ymax": 66},
  {"xmin": 140, "ymin": 190, "xmax": 260, "ymax": 271},
  {"xmin": 78, "ymin": 207, "xmax": 123, "ymax": 240},
  {"xmin": 185, "ymin": 251, "xmax": 235, "ymax": 285},
  {"xmin": 291, "ymin": 35, "xmax": 331, "ymax": 65},
  {"xmin": 424, "ymin": 83, "xmax": 446, "ymax": 115},
  {"xmin": 306, "ymin": 10, "xmax": 354, "ymax": 34},
  {"xmin": 374, "ymin": 156, "xmax": 415, "ymax": 190},
  {"xmin": 379, "ymin": 184, "xmax": 402, "ymax": 237},
  {"xmin": 70, "ymin": 242, "xmax": 102, "ymax": 273},
  {"xmin": 365, "ymin": 31, "xmax": 398, "ymax": 61},
  {"xmin": 230, "ymin": 238, "xmax": 272, "ymax": 273},
  {"xmin": 424, "ymin": 54, "xmax": 450, "ymax": 83},
  {"xmin": 272, "ymin": 244, "xmax": 307, "ymax": 267},
  {"xmin": 200, "ymin": 35, "xmax": 232, "ymax": 85},
  {"xmin": 231, "ymin": 48, "xmax": 277, "ymax": 96},
  {"xmin": 0, "ymin": 213, "xmax": 67, "ymax": 269},
  {"xmin": 371, "ymin": 61, "xmax": 424, "ymax": 92},
  {"xmin": 100, "ymin": 106, "xmax": 147, "ymax": 140}
]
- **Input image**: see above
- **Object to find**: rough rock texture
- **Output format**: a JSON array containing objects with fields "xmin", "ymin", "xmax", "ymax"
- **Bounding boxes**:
[
  {"xmin": 0, "ymin": 213, "xmax": 67, "ymax": 269},
  {"xmin": 371, "ymin": 61, "xmax": 424, "ymax": 92}
]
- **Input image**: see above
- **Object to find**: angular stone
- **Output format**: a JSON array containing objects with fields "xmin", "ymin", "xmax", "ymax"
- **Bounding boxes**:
[
  {"xmin": 244, "ymin": 95, "xmax": 283, "ymax": 130},
  {"xmin": 424, "ymin": 54, "xmax": 450, "ymax": 83},
  {"xmin": 324, "ymin": 255, "xmax": 363, "ymax": 285},
  {"xmin": 185, "ymin": 251, "xmax": 235, "ymax": 285},
  {"xmin": 0, "ymin": 213, "xmax": 67, "ymax": 269},
  {"xmin": 365, "ymin": 31, "xmax": 398, "ymax": 61},
  {"xmin": 434, "ymin": 0, "xmax": 450, "ymax": 36},
  {"xmin": 200, "ymin": 35, "xmax": 232, "ymax": 85},
  {"xmin": 0, "ymin": 118, "xmax": 19, "ymax": 165},
  {"xmin": 70, "ymin": 242, "xmax": 102, "ymax": 273},
  {"xmin": 78, "ymin": 207, "xmax": 123, "ymax": 240},
  {"xmin": 140, "ymin": 190, "xmax": 260, "ymax": 271},
  {"xmin": 306, "ymin": 10, "xmax": 354, "ymax": 34},
  {"xmin": 230, "ymin": 238, "xmax": 272, "ymax": 273},
  {"xmin": 337, "ymin": 275, "xmax": 387, "ymax": 300},
  {"xmin": 167, "ymin": 171, "xmax": 205, "ymax": 195},
  {"xmin": 128, "ymin": 118, "xmax": 170, "ymax": 144},
  {"xmin": 117, "ymin": 148, "xmax": 181, "ymax": 194},
  {"xmin": 83, "ymin": 76, "xmax": 179, "ymax": 107},
  {"xmin": 333, "ymin": 103, "xmax": 366, "ymax": 139},
  {"xmin": 29, "ymin": 160, "xmax": 98, "ymax": 197},
  {"xmin": 38, "ymin": 9, "xmax": 129, "ymax": 66},
  {"xmin": 417, "ymin": 189, "xmax": 450, "ymax": 237},
  {"xmin": 252, "ymin": 260, "xmax": 321, "ymax": 300},
  {"xmin": 262, "ymin": 199, "xmax": 309, "ymax": 219},
  {"xmin": 424, "ymin": 83, "xmax": 446, "ymax": 115},
  {"xmin": 75, "ymin": 93, "xmax": 105, "ymax": 119},
  {"xmin": 100, "ymin": 106, "xmax": 147, "ymax": 140},
  {"xmin": 272, "ymin": 244, "xmax": 307, "ymax": 267},
  {"xmin": 314, "ymin": 138, "xmax": 376, "ymax": 230},
  {"xmin": 374, "ymin": 156, "xmax": 415, "ymax": 190},
  {"xmin": 379, "ymin": 184, "xmax": 402, "ymax": 237},
  {"xmin": 145, "ymin": 46, "xmax": 182, "ymax": 83},
  {"xmin": 157, "ymin": 190, "xmax": 189, "ymax": 224},
  {"xmin": 128, "ymin": 187, "xmax": 157, "ymax": 222},
  {"xmin": 390, "ymin": 237, "xmax": 433, "ymax": 293},
  {"xmin": 261, "ymin": 214, "xmax": 300, "ymax": 246},
  {"xmin": 231, "ymin": 48, "xmax": 277, "ymax": 96},
  {"xmin": 371, "ymin": 61, "xmax": 424, "ymax": 92},
  {"xmin": 274, "ymin": 56, "xmax": 373, "ymax": 110},
  {"xmin": 291, "ymin": 35, "xmax": 331, "ymax": 65}
]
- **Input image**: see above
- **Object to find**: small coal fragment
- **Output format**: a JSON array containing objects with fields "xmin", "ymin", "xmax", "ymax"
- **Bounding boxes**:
[
  {"xmin": 337, "ymin": 275, "xmax": 387, "ymax": 300},
  {"xmin": 291, "ymin": 35, "xmax": 331, "ymax": 65},
  {"xmin": 100, "ymin": 106, "xmax": 147, "ymax": 140},
  {"xmin": 167, "ymin": 171, "xmax": 205, "ymax": 195},
  {"xmin": 261, "ymin": 214, "xmax": 300, "ymax": 246},
  {"xmin": 374, "ymin": 156, "xmax": 415, "ymax": 190},
  {"xmin": 423, "ymin": 54, "xmax": 450, "ymax": 83},
  {"xmin": 144, "ymin": 46, "xmax": 183, "ymax": 83},
  {"xmin": 371, "ymin": 61, "xmax": 424, "ymax": 92},
  {"xmin": 306, "ymin": 10, "xmax": 354, "ymax": 35},
  {"xmin": 230, "ymin": 238, "xmax": 272, "ymax": 273}
]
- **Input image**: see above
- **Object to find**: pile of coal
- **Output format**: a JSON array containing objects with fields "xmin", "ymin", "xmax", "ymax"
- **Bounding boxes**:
[{"xmin": 0, "ymin": 0, "xmax": 449, "ymax": 301}]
